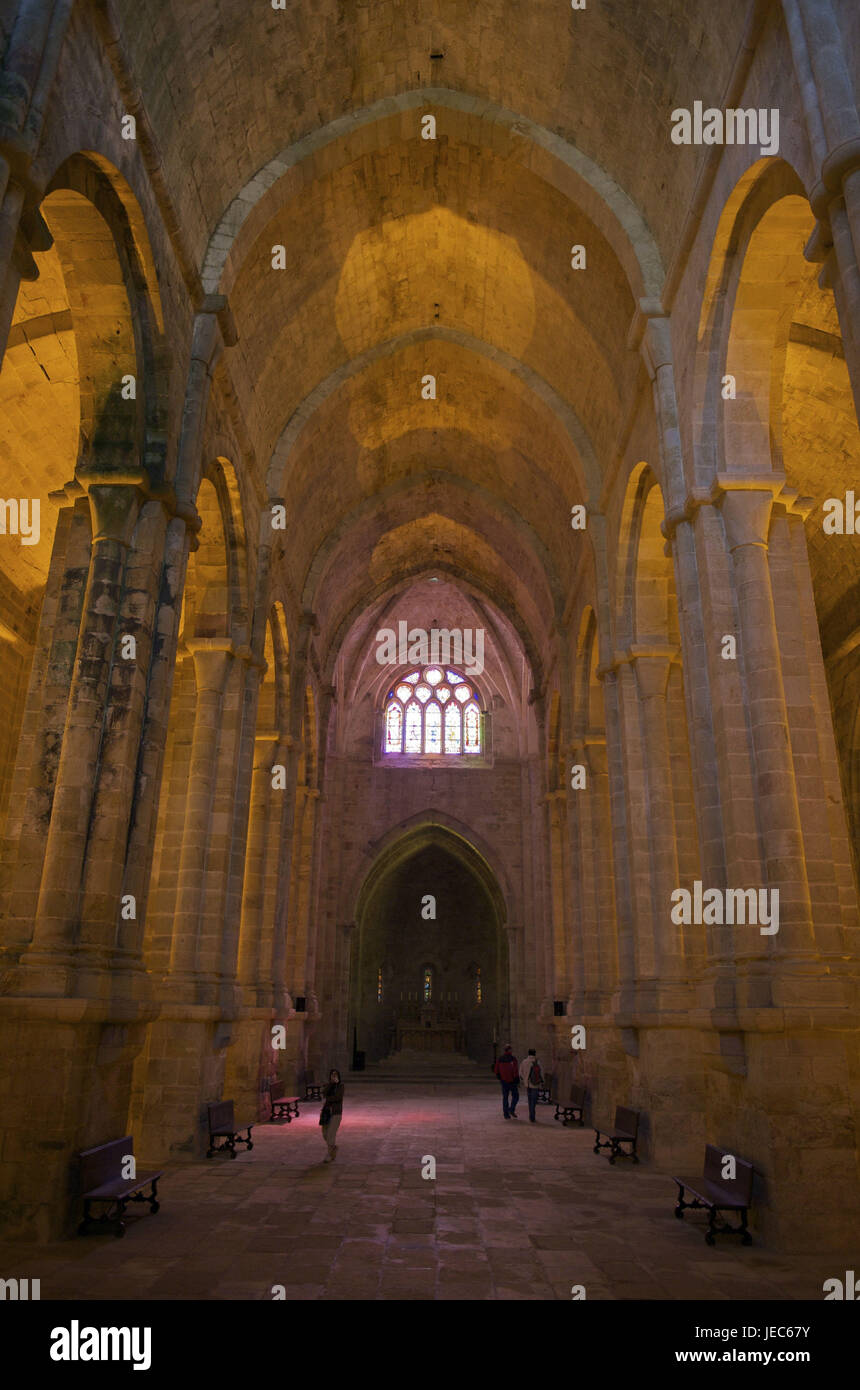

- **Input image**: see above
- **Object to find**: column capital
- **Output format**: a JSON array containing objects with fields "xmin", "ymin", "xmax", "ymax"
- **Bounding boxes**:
[
  {"xmin": 662, "ymin": 475, "xmax": 813, "ymax": 542},
  {"xmin": 630, "ymin": 649, "xmax": 676, "ymax": 700},
  {"xmin": 184, "ymin": 637, "xmax": 235, "ymax": 692},
  {"xmin": 810, "ymin": 135, "xmax": 860, "ymax": 220},
  {"xmin": 83, "ymin": 481, "xmax": 145, "ymax": 548},
  {"xmin": 599, "ymin": 643, "xmax": 680, "ymax": 679},
  {"xmin": 713, "ymin": 478, "xmax": 782, "ymax": 551}
]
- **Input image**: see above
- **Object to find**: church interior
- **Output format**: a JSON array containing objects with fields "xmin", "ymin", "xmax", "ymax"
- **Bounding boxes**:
[{"xmin": 0, "ymin": 0, "xmax": 858, "ymax": 1303}]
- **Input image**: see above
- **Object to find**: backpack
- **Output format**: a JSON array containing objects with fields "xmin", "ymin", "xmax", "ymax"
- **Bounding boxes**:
[{"xmin": 530, "ymin": 1061, "xmax": 543, "ymax": 1087}]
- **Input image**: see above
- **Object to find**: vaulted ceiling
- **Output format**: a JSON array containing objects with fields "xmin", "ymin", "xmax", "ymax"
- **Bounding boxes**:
[{"xmin": 5, "ymin": 2, "xmax": 761, "ymax": 687}]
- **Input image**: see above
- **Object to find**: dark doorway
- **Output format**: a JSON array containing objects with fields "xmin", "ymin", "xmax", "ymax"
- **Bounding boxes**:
[{"xmin": 350, "ymin": 839, "xmax": 508, "ymax": 1065}]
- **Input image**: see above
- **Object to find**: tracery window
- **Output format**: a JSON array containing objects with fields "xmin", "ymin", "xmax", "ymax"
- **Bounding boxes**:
[{"xmin": 383, "ymin": 668, "xmax": 482, "ymax": 756}]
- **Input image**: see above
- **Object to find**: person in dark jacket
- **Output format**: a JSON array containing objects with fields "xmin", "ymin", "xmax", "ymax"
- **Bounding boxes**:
[
  {"xmin": 521, "ymin": 1048, "xmax": 544, "ymax": 1122},
  {"xmin": 493, "ymin": 1044, "xmax": 519, "ymax": 1119},
  {"xmin": 320, "ymin": 1068, "xmax": 344, "ymax": 1160}
]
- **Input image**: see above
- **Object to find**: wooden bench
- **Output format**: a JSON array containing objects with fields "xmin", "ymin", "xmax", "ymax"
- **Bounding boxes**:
[
  {"xmin": 303, "ymin": 1070, "xmax": 323, "ymax": 1101},
  {"xmin": 267, "ymin": 1078, "xmax": 300, "ymax": 1122},
  {"xmin": 78, "ymin": 1136, "xmax": 163, "ymax": 1238},
  {"xmin": 206, "ymin": 1100, "xmax": 254, "ymax": 1158},
  {"xmin": 553, "ymin": 1083, "xmax": 586, "ymax": 1126},
  {"xmin": 593, "ymin": 1105, "xmax": 640, "ymax": 1164},
  {"xmin": 673, "ymin": 1144, "xmax": 754, "ymax": 1246}
]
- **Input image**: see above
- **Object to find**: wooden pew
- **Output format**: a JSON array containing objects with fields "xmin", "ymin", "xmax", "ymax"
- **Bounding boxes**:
[
  {"xmin": 673, "ymin": 1144, "xmax": 754, "ymax": 1245},
  {"xmin": 267, "ymin": 1078, "xmax": 300, "ymax": 1122},
  {"xmin": 78, "ymin": 1136, "xmax": 163, "ymax": 1238},
  {"xmin": 206, "ymin": 1100, "xmax": 254, "ymax": 1158},
  {"xmin": 593, "ymin": 1105, "xmax": 640, "ymax": 1164},
  {"xmin": 553, "ymin": 1083, "xmax": 586, "ymax": 1126}
]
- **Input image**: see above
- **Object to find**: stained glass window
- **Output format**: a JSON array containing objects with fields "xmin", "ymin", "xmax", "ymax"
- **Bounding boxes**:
[
  {"xmin": 382, "ymin": 667, "xmax": 482, "ymax": 757},
  {"xmin": 423, "ymin": 967, "xmax": 433, "ymax": 1002},
  {"xmin": 425, "ymin": 701, "xmax": 442, "ymax": 753},
  {"xmin": 464, "ymin": 702, "xmax": 480, "ymax": 753},
  {"xmin": 377, "ymin": 968, "xmax": 383, "ymax": 1004},
  {"xmin": 444, "ymin": 701, "xmax": 460, "ymax": 753},
  {"xmin": 476, "ymin": 967, "xmax": 482, "ymax": 1005},
  {"xmin": 385, "ymin": 701, "xmax": 403, "ymax": 752},
  {"xmin": 405, "ymin": 700, "xmax": 423, "ymax": 753}
]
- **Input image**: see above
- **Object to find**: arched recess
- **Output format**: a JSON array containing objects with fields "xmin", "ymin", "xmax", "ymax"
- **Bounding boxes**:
[
  {"xmin": 237, "ymin": 603, "xmax": 291, "ymax": 1006},
  {"xmin": 350, "ymin": 819, "xmax": 510, "ymax": 1065},
  {"xmin": 0, "ymin": 151, "xmax": 163, "ymax": 834},
  {"xmin": 613, "ymin": 465, "xmax": 700, "ymax": 985},
  {"xmin": 144, "ymin": 464, "xmax": 246, "ymax": 977},
  {"xmin": 700, "ymin": 158, "xmax": 860, "ymax": 884},
  {"xmin": 281, "ymin": 680, "xmax": 321, "ymax": 1009},
  {"xmin": 574, "ymin": 605, "xmax": 605, "ymax": 742},
  {"xmin": 569, "ymin": 604, "xmax": 616, "ymax": 1007},
  {"xmin": 546, "ymin": 690, "xmax": 562, "ymax": 793}
]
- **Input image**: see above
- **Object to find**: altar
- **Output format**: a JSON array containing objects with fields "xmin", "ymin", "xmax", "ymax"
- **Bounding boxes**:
[
  {"xmin": 396, "ymin": 1021, "xmax": 462, "ymax": 1051},
  {"xmin": 395, "ymin": 1005, "xmax": 465, "ymax": 1052}
]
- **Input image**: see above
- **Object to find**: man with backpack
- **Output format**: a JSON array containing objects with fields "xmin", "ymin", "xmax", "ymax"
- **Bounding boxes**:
[
  {"xmin": 521, "ymin": 1048, "xmax": 544, "ymax": 1122},
  {"xmin": 494, "ymin": 1044, "xmax": 520, "ymax": 1119}
]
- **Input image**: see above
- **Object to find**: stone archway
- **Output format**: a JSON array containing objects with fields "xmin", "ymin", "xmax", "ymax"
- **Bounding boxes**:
[{"xmin": 350, "ymin": 827, "xmax": 509, "ymax": 1068}]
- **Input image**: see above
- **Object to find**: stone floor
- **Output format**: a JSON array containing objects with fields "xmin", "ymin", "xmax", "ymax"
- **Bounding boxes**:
[{"xmin": 1, "ymin": 1084, "xmax": 849, "ymax": 1300}]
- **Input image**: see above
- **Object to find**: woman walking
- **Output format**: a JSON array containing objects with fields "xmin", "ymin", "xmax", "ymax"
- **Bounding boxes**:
[{"xmin": 319, "ymin": 1068, "xmax": 344, "ymax": 1161}]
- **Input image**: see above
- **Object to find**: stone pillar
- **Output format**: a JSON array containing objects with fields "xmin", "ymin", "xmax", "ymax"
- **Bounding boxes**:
[
  {"xmin": 630, "ymin": 647, "xmax": 687, "ymax": 996},
  {"xmin": 782, "ymin": 0, "xmax": 860, "ymax": 414},
  {"xmin": 0, "ymin": 490, "xmax": 89, "ymax": 956},
  {"xmin": 663, "ymin": 497, "xmax": 764, "ymax": 1012},
  {"xmin": 76, "ymin": 497, "xmax": 176, "ymax": 991},
  {"xmin": 545, "ymin": 788, "xmax": 571, "ymax": 1004},
  {"xmin": 168, "ymin": 638, "xmax": 234, "ymax": 990},
  {"xmin": 286, "ymin": 784, "xmax": 319, "ymax": 1001},
  {"xmin": 201, "ymin": 645, "xmax": 261, "ymax": 1003},
  {"xmin": 23, "ymin": 482, "xmax": 142, "ymax": 986},
  {"xmin": 238, "ymin": 730, "xmax": 284, "ymax": 1004},
  {"xmin": 599, "ymin": 664, "xmax": 636, "ymax": 1012},
  {"xmin": 717, "ymin": 479, "xmax": 816, "ymax": 964},
  {"xmin": 572, "ymin": 735, "xmax": 617, "ymax": 1010}
]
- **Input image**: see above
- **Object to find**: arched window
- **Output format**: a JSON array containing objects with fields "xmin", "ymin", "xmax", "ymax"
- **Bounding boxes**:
[
  {"xmin": 422, "ymin": 966, "xmax": 433, "ymax": 1003},
  {"xmin": 382, "ymin": 668, "xmax": 482, "ymax": 756},
  {"xmin": 377, "ymin": 967, "xmax": 383, "ymax": 1004},
  {"xmin": 475, "ymin": 966, "xmax": 482, "ymax": 1005}
]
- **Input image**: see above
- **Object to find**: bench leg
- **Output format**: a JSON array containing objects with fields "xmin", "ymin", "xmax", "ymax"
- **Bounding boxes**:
[
  {"xmin": 78, "ymin": 1200, "xmax": 93, "ymax": 1236},
  {"xmin": 114, "ymin": 1198, "xmax": 128, "ymax": 1237},
  {"xmin": 705, "ymin": 1206, "xmax": 718, "ymax": 1246},
  {"xmin": 674, "ymin": 1182, "xmax": 688, "ymax": 1219}
]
